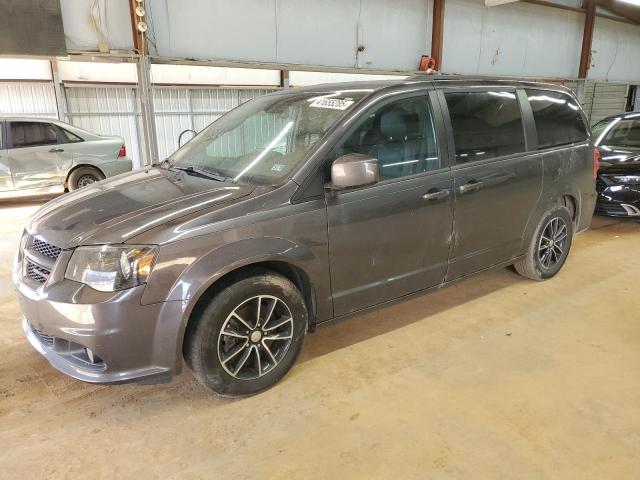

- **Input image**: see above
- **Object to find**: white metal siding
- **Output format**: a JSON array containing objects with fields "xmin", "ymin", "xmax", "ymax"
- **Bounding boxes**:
[
  {"xmin": 64, "ymin": 86, "xmax": 143, "ymax": 168},
  {"xmin": 565, "ymin": 81, "xmax": 629, "ymax": 124},
  {"xmin": 586, "ymin": 83, "xmax": 629, "ymax": 125},
  {"xmin": 0, "ymin": 82, "xmax": 58, "ymax": 118}
]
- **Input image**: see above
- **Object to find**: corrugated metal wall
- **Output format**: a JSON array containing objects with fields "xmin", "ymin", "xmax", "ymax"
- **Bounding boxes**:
[
  {"xmin": 565, "ymin": 81, "xmax": 629, "ymax": 125},
  {"xmin": 65, "ymin": 86, "xmax": 144, "ymax": 167},
  {"xmin": 583, "ymin": 83, "xmax": 629, "ymax": 124},
  {"xmin": 0, "ymin": 82, "xmax": 57, "ymax": 118}
]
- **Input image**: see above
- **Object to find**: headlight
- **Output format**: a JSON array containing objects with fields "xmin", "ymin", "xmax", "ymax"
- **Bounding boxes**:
[{"xmin": 65, "ymin": 245, "xmax": 157, "ymax": 292}]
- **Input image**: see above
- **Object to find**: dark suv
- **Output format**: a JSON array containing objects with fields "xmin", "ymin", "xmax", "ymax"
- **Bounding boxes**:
[{"xmin": 14, "ymin": 76, "xmax": 597, "ymax": 395}]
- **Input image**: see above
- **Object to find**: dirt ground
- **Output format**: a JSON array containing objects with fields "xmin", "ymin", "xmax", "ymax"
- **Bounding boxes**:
[{"xmin": 0, "ymin": 201, "xmax": 639, "ymax": 479}]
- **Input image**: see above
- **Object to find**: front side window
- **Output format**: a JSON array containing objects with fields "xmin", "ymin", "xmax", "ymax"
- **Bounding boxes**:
[
  {"xmin": 168, "ymin": 90, "xmax": 370, "ymax": 185},
  {"xmin": 336, "ymin": 95, "xmax": 439, "ymax": 180},
  {"xmin": 594, "ymin": 118, "xmax": 640, "ymax": 148},
  {"xmin": 9, "ymin": 121, "xmax": 59, "ymax": 148},
  {"xmin": 444, "ymin": 90, "xmax": 525, "ymax": 164},
  {"xmin": 526, "ymin": 89, "xmax": 587, "ymax": 149}
]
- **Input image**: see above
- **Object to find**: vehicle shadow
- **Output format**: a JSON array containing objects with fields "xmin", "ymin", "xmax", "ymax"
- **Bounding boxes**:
[
  {"xmin": 0, "ymin": 263, "xmax": 520, "ymax": 415},
  {"xmin": 299, "ymin": 265, "xmax": 520, "ymax": 364}
]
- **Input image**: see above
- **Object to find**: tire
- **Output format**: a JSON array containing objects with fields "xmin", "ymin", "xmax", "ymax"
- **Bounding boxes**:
[
  {"xmin": 185, "ymin": 271, "xmax": 308, "ymax": 396},
  {"xmin": 514, "ymin": 206, "xmax": 574, "ymax": 281},
  {"xmin": 67, "ymin": 167, "xmax": 105, "ymax": 191}
]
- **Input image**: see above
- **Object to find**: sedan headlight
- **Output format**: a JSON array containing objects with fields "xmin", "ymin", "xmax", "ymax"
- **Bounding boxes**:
[{"xmin": 65, "ymin": 245, "xmax": 158, "ymax": 292}]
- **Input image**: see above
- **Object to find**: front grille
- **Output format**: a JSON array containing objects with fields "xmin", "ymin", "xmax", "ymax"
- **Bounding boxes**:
[
  {"xmin": 28, "ymin": 323, "xmax": 107, "ymax": 372},
  {"xmin": 26, "ymin": 261, "xmax": 51, "ymax": 283},
  {"xmin": 32, "ymin": 237, "xmax": 62, "ymax": 260},
  {"xmin": 32, "ymin": 327, "xmax": 54, "ymax": 347}
]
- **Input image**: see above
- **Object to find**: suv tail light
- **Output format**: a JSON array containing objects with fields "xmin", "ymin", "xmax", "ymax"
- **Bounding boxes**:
[
  {"xmin": 118, "ymin": 145, "xmax": 126, "ymax": 158},
  {"xmin": 593, "ymin": 148, "xmax": 600, "ymax": 179}
]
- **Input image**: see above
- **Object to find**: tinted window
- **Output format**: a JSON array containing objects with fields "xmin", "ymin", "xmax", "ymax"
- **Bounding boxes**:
[
  {"xmin": 337, "ymin": 96, "xmax": 439, "ymax": 180},
  {"xmin": 10, "ymin": 121, "xmax": 59, "ymax": 148},
  {"xmin": 526, "ymin": 89, "xmax": 587, "ymax": 149},
  {"xmin": 444, "ymin": 91, "xmax": 525, "ymax": 163}
]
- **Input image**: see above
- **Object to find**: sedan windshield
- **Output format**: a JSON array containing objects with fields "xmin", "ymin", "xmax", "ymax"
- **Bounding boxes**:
[{"xmin": 167, "ymin": 89, "xmax": 371, "ymax": 185}]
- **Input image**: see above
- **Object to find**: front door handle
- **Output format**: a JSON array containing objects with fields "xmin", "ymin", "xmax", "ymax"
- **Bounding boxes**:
[
  {"xmin": 49, "ymin": 148, "xmax": 64, "ymax": 153},
  {"xmin": 459, "ymin": 180, "xmax": 483, "ymax": 194},
  {"xmin": 422, "ymin": 188, "xmax": 451, "ymax": 202}
]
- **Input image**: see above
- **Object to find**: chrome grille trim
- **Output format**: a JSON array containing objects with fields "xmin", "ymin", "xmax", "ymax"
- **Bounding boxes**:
[
  {"xmin": 21, "ymin": 234, "xmax": 63, "ymax": 286},
  {"xmin": 32, "ymin": 237, "xmax": 62, "ymax": 260},
  {"xmin": 26, "ymin": 261, "xmax": 51, "ymax": 283}
]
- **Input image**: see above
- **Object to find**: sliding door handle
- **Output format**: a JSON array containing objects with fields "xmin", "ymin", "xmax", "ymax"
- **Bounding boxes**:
[
  {"xmin": 459, "ymin": 180, "xmax": 483, "ymax": 194},
  {"xmin": 49, "ymin": 148, "xmax": 64, "ymax": 153},
  {"xmin": 422, "ymin": 188, "xmax": 451, "ymax": 202}
]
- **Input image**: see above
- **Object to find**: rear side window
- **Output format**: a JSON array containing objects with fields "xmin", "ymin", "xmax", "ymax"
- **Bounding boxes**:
[
  {"xmin": 444, "ymin": 90, "xmax": 525, "ymax": 164},
  {"xmin": 9, "ymin": 121, "xmax": 59, "ymax": 148},
  {"xmin": 526, "ymin": 89, "xmax": 587, "ymax": 149}
]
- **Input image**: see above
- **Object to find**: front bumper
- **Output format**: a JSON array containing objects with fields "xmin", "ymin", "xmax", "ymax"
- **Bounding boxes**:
[
  {"xmin": 14, "ymin": 253, "xmax": 185, "ymax": 384},
  {"xmin": 595, "ymin": 179, "xmax": 640, "ymax": 217}
]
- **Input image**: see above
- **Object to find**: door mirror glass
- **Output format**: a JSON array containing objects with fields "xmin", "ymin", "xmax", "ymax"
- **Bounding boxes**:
[{"xmin": 331, "ymin": 154, "xmax": 379, "ymax": 190}]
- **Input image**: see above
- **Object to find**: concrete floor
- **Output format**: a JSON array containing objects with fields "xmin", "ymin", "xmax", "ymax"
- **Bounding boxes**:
[{"xmin": 0, "ymin": 201, "xmax": 639, "ymax": 479}]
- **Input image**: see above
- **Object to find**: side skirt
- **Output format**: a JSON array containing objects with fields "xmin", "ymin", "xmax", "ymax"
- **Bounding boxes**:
[{"xmin": 316, "ymin": 255, "xmax": 526, "ymax": 328}]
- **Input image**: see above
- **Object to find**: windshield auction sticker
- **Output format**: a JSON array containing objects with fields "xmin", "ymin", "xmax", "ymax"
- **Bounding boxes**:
[{"xmin": 310, "ymin": 98, "xmax": 355, "ymax": 110}]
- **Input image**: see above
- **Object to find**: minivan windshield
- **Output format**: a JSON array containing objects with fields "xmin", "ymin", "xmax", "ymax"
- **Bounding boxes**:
[{"xmin": 167, "ymin": 90, "xmax": 370, "ymax": 185}]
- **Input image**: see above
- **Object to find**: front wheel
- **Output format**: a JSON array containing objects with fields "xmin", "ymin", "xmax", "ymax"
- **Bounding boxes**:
[
  {"xmin": 184, "ymin": 271, "xmax": 308, "ymax": 396},
  {"xmin": 514, "ymin": 206, "xmax": 574, "ymax": 280}
]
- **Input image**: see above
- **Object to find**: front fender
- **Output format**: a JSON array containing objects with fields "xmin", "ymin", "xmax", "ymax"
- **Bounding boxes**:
[
  {"xmin": 168, "ymin": 236, "xmax": 317, "ymax": 303},
  {"xmin": 143, "ymin": 235, "xmax": 329, "ymax": 374}
]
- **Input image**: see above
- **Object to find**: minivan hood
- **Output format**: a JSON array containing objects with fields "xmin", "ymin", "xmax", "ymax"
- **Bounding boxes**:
[{"xmin": 26, "ymin": 168, "xmax": 254, "ymax": 248}]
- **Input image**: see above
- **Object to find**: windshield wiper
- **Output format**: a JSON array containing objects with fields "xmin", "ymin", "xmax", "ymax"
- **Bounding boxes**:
[{"xmin": 170, "ymin": 165, "xmax": 230, "ymax": 182}]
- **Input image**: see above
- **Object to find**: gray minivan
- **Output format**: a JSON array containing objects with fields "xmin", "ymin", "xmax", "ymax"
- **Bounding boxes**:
[{"xmin": 14, "ymin": 77, "xmax": 597, "ymax": 395}]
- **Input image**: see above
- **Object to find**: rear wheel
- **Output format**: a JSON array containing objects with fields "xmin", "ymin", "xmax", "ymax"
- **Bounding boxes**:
[
  {"xmin": 67, "ymin": 167, "xmax": 104, "ymax": 191},
  {"xmin": 514, "ymin": 206, "xmax": 574, "ymax": 280},
  {"xmin": 184, "ymin": 271, "xmax": 307, "ymax": 396}
]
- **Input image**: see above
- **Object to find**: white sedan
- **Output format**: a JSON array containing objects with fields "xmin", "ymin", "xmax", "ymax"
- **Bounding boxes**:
[{"xmin": 0, "ymin": 117, "xmax": 133, "ymax": 198}]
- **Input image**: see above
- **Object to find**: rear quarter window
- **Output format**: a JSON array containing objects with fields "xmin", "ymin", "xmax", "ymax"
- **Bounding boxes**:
[
  {"xmin": 444, "ymin": 90, "xmax": 526, "ymax": 164},
  {"xmin": 526, "ymin": 89, "xmax": 588, "ymax": 149},
  {"xmin": 58, "ymin": 127, "xmax": 83, "ymax": 143}
]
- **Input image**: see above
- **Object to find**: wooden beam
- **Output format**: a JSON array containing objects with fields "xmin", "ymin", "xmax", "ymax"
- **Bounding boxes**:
[
  {"xmin": 485, "ymin": 0, "xmax": 519, "ymax": 6},
  {"xmin": 579, "ymin": 0, "xmax": 596, "ymax": 79},
  {"xmin": 128, "ymin": 0, "xmax": 143, "ymax": 54},
  {"xmin": 431, "ymin": 0, "xmax": 445, "ymax": 70}
]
